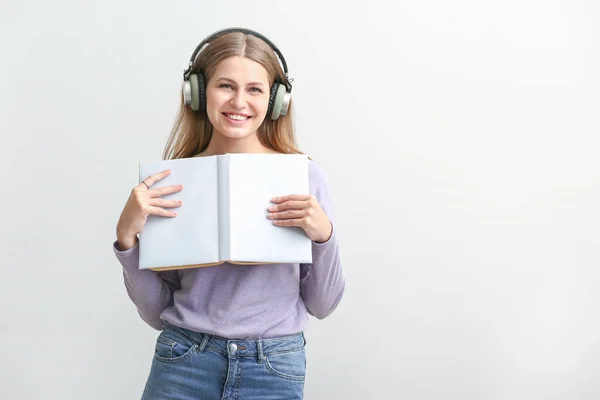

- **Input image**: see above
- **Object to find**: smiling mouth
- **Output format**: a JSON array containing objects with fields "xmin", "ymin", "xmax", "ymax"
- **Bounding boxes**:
[{"xmin": 223, "ymin": 113, "xmax": 252, "ymax": 121}]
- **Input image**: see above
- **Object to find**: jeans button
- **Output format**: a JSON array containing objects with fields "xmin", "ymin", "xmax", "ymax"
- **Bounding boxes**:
[{"xmin": 229, "ymin": 343, "xmax": 238, "ymax": 353}]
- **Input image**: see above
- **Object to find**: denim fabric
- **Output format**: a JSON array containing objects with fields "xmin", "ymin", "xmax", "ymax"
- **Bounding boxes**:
[{"xmin": 141, "ymin": 321, "xmax": 306, "ymax": 399}]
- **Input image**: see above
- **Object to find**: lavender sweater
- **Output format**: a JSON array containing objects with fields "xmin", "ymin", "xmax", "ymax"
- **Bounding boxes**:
[{"xmin": 112, "ymin": 160, "xmax": 345, "ymax": 340}]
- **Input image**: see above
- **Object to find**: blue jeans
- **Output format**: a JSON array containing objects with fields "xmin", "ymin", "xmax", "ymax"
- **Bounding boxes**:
[{"xmin": 141, "ymin": 321, "xmax": 307, "ymax": 399}]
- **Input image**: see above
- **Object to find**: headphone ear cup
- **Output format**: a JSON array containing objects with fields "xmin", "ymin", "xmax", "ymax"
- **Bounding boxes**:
[
  {"xmin": 197, "ymin": 73, "xmax": 206, "ymax": 111},
  {"xmin": 269, "ymin": 84, "xmax": 287, "ymax": 120},
  {"xmin": 188, "ymin": 74, "xmax": 200, "ymax": 111},
  {"xmin": 187, "ymin": 74, "xmax": 206, "ymax": 112},
  {"xmin": 267, "ymin": 82, "xmax": 279, "ymax": 119}
]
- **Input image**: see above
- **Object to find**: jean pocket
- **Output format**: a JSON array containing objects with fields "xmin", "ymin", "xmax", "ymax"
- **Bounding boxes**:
[
  {"xmin": 264, "ymin": 349, "xmax": 306, "ymax": 382},
  {"xmin": 153, "ymin": 329, "xmax": 198, "ymax": 363}
]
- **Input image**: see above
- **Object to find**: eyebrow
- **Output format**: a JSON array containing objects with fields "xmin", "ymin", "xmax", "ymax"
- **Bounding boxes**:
[{"xmin": 216, "ymin": 77, "xmax": 266, "ymax": 87}]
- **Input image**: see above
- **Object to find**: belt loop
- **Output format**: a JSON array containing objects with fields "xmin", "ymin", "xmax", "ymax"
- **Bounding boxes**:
[
  {"xmin": 197, "ymin": 333, "xmax": 210, "ymax": 353},
  {"xmin": 257, "ymin": 340, "xmax": 264, "ymax": 363}
]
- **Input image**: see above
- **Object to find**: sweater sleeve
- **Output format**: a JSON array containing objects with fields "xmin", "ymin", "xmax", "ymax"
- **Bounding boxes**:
[
  {"xmin": 112, "ymin": 239, "xmax": 180, "ymax": 330},
  {"xmin": 299, "ymin": 163, "xmax": 345, "ymax": 319}
]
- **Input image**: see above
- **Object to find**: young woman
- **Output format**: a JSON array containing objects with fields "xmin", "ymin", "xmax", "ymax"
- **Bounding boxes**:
[{"xmin": 113, "ymin": 27, "xmax": 345, "ymax": 399}]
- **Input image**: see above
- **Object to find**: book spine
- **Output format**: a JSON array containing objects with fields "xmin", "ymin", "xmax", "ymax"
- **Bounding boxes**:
[{"xmin": 217, "ymin": 155, "xmax": 231, "ymax": 261}]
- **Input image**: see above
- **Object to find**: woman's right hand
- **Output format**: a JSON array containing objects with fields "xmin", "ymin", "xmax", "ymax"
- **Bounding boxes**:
[{"xmin": 116, "ymin": 169, "xmax": 184, "ymax": 250}]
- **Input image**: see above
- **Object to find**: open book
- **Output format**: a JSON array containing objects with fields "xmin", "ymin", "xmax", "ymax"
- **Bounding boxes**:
[{"xmin": 137, "ymin": 153, "xmax": 312, "ymax": 271}]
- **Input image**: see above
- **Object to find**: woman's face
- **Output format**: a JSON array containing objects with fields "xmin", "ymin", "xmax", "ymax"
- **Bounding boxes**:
[{"xmin": 205, "ymin": 56, "xmax": 271, "ymax": 141}]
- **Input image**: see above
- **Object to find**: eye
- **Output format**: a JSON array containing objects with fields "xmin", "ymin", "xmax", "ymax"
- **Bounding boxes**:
[
  {"xmin": 219, "ymin": 84, "xmax": 233, "ymax": 89},
  {"xmin": 249, "ymin": 87, "xmax": 263, "ymax": 93}
]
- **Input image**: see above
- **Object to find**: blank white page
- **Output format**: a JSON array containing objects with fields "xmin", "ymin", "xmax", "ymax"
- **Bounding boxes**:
[
  {"xmin": 227, "ymin": 153, "xmax": 312, "ymax": 264},
  {"xmin": 217, "ymin": 155, "xmax": 230, "ymax": 261},
  {"xmin": 138, "ymin": 156, "xmax": 220, "ymax": 269}
]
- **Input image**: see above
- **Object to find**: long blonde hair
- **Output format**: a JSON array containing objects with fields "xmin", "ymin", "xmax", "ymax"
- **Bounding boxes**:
[{"xmin": 162, "ymin": 31, "xmax": 304, "ymax": 160}]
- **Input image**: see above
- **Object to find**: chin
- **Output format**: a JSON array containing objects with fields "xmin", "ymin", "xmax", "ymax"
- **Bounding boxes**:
[
  {"xmin": 212, "ymin": 113, "xmax": 263, "ymax": 140},
  {"xmin": 220, "ymin": 128, "xmax": 255, "ymax": 140}
]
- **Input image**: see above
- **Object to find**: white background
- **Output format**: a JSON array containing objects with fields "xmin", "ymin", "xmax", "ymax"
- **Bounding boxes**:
[{"xmin": 1, "ymin": 1, "xmax": 599, "ymax": 399}]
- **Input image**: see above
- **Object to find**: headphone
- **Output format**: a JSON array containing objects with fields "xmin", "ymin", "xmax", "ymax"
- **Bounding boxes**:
[{"xmin": 182, "ymin": 27, "xmax": 293, "ymax": 120}]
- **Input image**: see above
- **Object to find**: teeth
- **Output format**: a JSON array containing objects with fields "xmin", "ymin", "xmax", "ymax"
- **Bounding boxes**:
[{"xmin": 227, "ymin": 114, "xmax": 249, "ymax": 120}]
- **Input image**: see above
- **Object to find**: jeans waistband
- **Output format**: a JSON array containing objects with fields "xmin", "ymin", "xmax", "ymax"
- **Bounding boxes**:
[{"xmin": 162, "ymin": 320, "xmax": 306, "ymax": 359}]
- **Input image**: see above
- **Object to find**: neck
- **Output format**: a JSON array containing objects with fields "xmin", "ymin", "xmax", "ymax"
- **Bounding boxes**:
[{"xmin": 198, "ymin": 131, "xmax": 277, "ymax": 157}]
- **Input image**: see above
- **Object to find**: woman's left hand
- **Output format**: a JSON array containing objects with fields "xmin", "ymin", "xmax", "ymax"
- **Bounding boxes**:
[{"xmin": 268, "ymin": 194, "xmax": 333, "ymax": 243}]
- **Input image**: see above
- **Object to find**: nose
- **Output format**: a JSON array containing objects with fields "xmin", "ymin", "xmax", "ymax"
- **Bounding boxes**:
[{"xmin": 229, "ymin": 90, "xmax": 247, "ymax": 109}]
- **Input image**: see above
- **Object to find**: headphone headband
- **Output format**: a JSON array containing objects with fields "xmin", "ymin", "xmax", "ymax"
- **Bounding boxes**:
[{"xmin": 182, "ymin": 27, "xmax": 292, "ymax": 91}]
